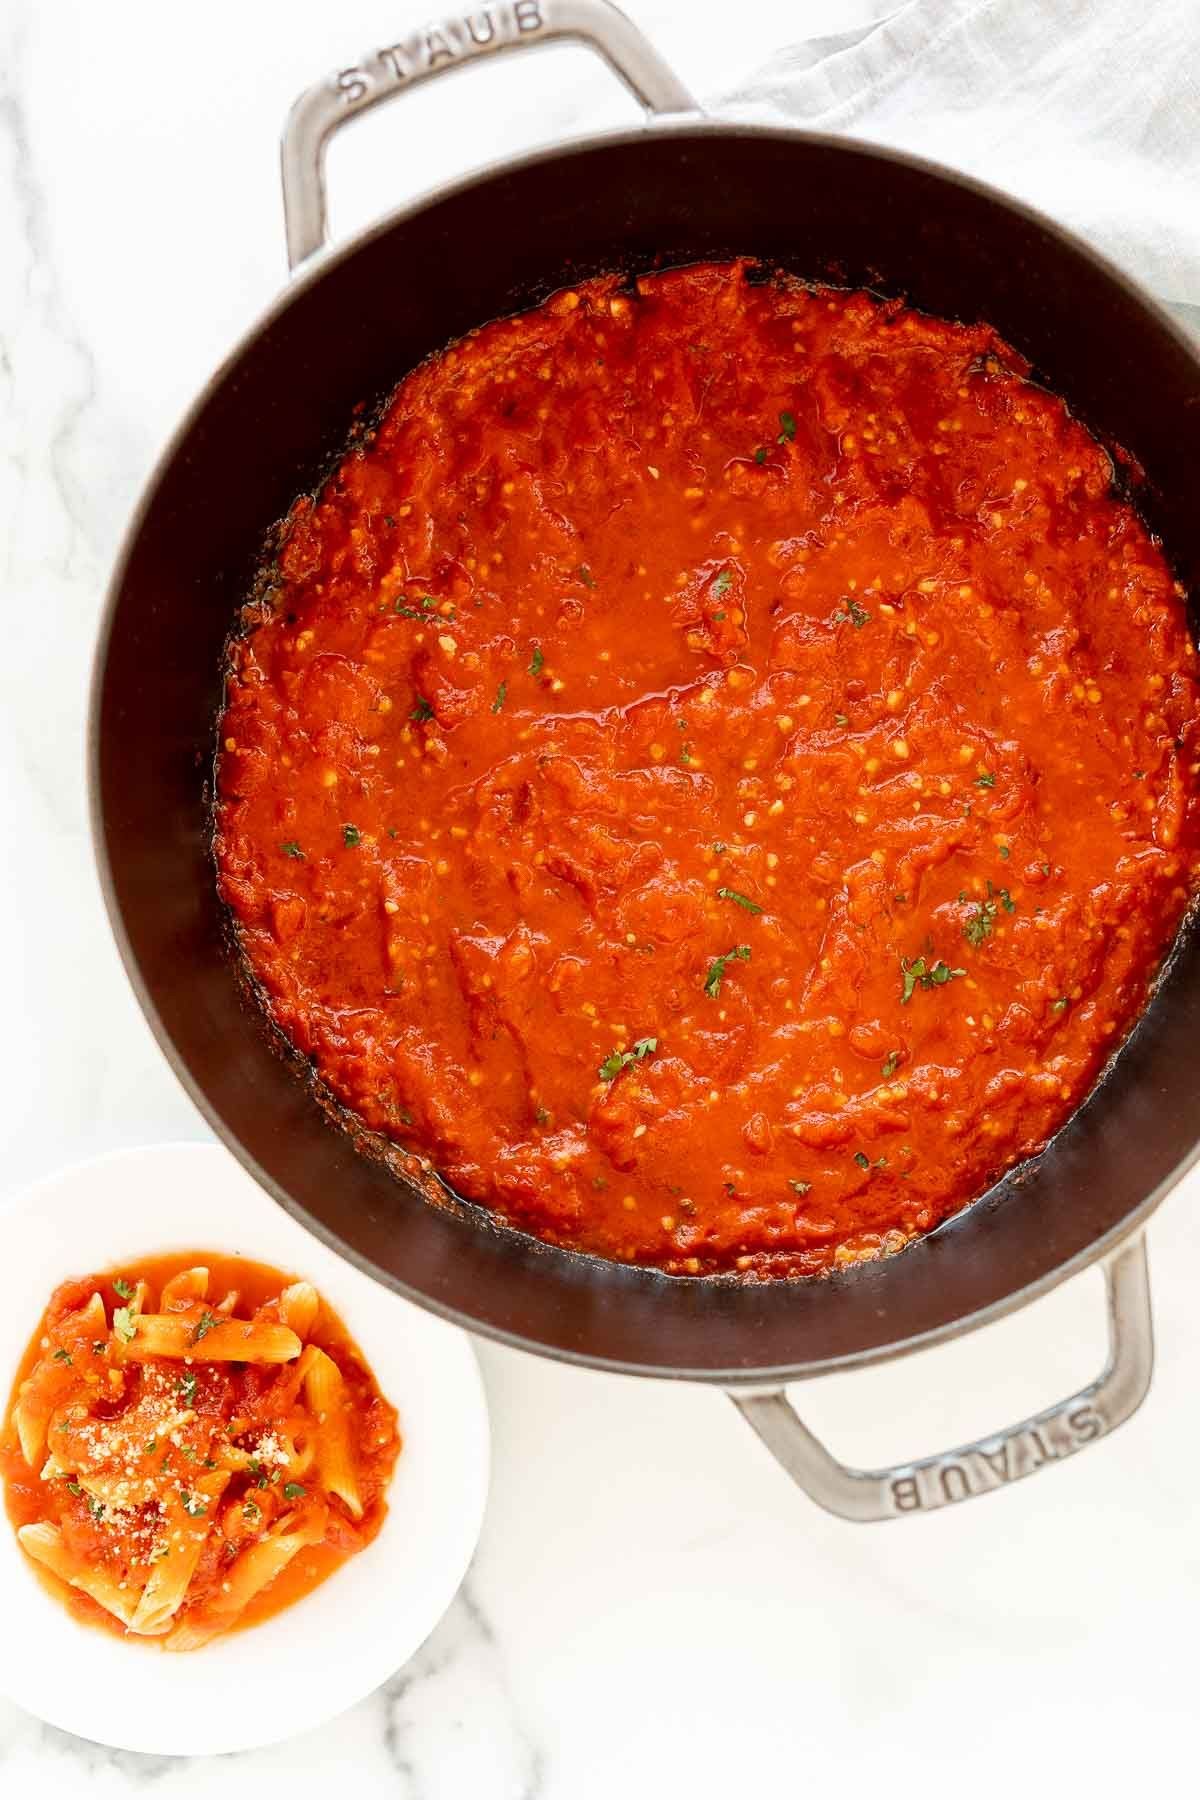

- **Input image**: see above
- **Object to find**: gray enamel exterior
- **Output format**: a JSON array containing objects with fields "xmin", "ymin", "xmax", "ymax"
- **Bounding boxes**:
[{"xmin": 89, "ymin": 13, "xmax": 1200, "ymax": 1441}]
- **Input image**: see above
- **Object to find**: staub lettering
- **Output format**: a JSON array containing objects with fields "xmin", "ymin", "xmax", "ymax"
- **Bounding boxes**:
[
  {"xmin": 339, "ymin": 3, "xmax": 546, "ymax": 104},
  {"xmin": 466, "ymin": 10, "xmax": 497, "ymax": 44},
  {"xmin": 886, "ymin": 1406, "xmax": 1108, "ymax": 1514},
  {"xmin": 336, "ymin": 66, "xmax": 369, "ymax": 104},
  {"xmin": 425, "ymin": 27, "xmax": 456, "ymax": 65}
]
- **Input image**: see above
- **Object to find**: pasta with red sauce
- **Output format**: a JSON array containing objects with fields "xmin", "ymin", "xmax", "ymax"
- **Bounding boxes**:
[{"xmin": 0, "ymin": 1256, "xmax": 400, "ymax": 1649}]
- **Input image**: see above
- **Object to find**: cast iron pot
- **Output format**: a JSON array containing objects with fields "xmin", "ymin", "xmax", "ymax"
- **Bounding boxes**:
[{"xmin": 90, "ymin": 0, "xmax": 1200, "ymax": 1519}]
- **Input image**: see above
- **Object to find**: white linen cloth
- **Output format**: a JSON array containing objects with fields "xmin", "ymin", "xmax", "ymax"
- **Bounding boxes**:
[{"xmin": 718, "ymin": 0, "xmax": 1200, "ymax": 316}]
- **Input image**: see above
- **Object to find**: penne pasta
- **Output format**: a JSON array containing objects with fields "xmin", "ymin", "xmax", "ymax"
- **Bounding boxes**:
[
  {"xmin": 13, "ymin": 1391, "xmax": 52, "ymax": 1469},
  {"xmin": 121, "ymin": 1313, "xmax": 301, "ymax": 1364},
  {"xmin": 76, "ymin": 1292, "xmax": 109, "ymax": 1335},
  {"xmin": 17, "ymin": 1521, "xmax": 139, "ymax": 1628},
  {"xmin": 279, "ymin": 1281, "xmax": 319, "ymax": 1340},
  {"xmin": 162, "ymin": 1510, "xmax": 327, "ymax": 1652},
  {"xmin": 2, "ymin": 1254, "xmax": 400, "ymax": 1651},
  {"xmin": 302, "ymin": 1347, "xmax": 363, "ymax": 1521},
  {"xmin": 129, "ymin": 1472, "xmax": 230, "ymax": 1636},
  {"xmin": 159, "ymin": 1266, "xmax": 209, "ymax": 1310},
  {"xmin": 13, "ymin": 1290, "xmax": 110, "ymax": 1465}
]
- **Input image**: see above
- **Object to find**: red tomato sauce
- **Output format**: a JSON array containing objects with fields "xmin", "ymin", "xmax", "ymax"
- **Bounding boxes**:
[{"xmin": 214, "ymin": 261, "xmax": 1200, "ymax": 1278}]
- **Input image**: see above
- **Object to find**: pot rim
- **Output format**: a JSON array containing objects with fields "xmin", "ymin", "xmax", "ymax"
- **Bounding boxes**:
[{"xmin": 88, "ymin": 117, "xmax": 1200, "ymax": 1384}]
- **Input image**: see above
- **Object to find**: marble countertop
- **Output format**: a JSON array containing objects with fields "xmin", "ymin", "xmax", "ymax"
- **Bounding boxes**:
[{"xmin": 2, "ymin": 0, "xmax": 1198, "ymax": 1791}]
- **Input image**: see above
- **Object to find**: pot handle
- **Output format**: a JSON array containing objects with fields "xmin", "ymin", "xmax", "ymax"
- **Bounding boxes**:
[
  {"xmin": 729, "ymin": 1236, "xmax": 1153, "ymax": 1520},
  {"xmin": 281, "ymin": 0, "xmax": 697, "ymax": 269}
]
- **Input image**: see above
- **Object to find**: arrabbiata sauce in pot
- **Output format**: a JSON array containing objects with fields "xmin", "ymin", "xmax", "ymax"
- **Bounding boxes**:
[{"xmin": 213, "ymin": 260, "xmax": 1200, "ymax": 1280}]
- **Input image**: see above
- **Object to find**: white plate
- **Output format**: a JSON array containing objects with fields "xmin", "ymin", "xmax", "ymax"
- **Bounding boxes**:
[{"xmin": 0, "ymin": 1142, "xmax": 489, "ymax": 1755}]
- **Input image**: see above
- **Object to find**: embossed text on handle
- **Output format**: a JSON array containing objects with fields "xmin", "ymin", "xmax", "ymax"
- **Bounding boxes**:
[
  {"xmin": 887, "ymin": 1402, "xmax": 1104, "ymax": 1513},
  {"xmin": 730, "ymin": 1239, "xmax": 1153, "ymax": 1523},
  {"xmin": 336, "ymin": 3, "xmax": 548, "ymax": 111}
]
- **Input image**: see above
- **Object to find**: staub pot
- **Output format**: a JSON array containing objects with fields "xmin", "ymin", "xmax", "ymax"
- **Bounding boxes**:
[{"xmin": 91, "ymin": 0, "xmax": 1200, "ymax": 1518}]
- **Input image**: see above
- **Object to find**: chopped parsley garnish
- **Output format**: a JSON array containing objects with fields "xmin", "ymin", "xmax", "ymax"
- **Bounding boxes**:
[
  {"xmin": 180, "ymin": 1491, "xmax": 207, "ymax": 1519},
  {"xmin": 145, "ymin": 1437, "xmax": 158, "ymax": 1454},
  {"xmin": 717, "ymin": 886, "xmax": 762, "ymax": 915},
  {"xmin": 598, "ymin": 1037, "xmax": 658, "ymax": 1082},
  {"xmin": 283, "ymin": 1482, "xmax": 307, "ymax": 1501},
  {"xmin": 179, "ymin": 1443, "xmax": 197, "ymax": 1461},
  {"xmin": 965, "ymin": 880, "xmax": 1017, "ymax": 947},
  {"xmin": 712, "ymin": 611, "xmax": 726, "ymax": 622},
  {"xmin": 491, "ymin": 680, "xmax": 507, "ymax": 714},
  {"xmin": 66, "ymin": 1481, "xmax": 82, "ymax": 1497},
  {"xmin": 192, "ymin": 1311, "xmax": 219, "ymax": 1346},
  {"xmin": 704, "ymin": 944, "xmax": 751, "ymax": 999},
  {"xmin": 834, "ymin": 598, "xmax": 871, "ymax": 629},
  {"xmin": 754, "ymin": 446, "xmax": 769, "ymax": 464},
  {"xmin": 777, "ymin": 410, "xmax": 797, "ymax": 443},
  {"xmin": 853, "ymin": 1151, "xmax": 870, "ymax": 1170},
  {"xmin": 834, "ymin": 712, "xmax": 849, "ymax": 726},
  {"xmin": 577, "ymin": 564, "xmax": 596, "ymax": 588},
  {"xmin": 393, "ymin": 603, "xmax": 426, "ymax": 619},
  {"xmin": 535, "ymin": 1105, "xmax": 550, "ymax": 1126},
  {"xmin": 788, "ymin": 1179, "xmax": 811, "ymax": 1196},
  {"xmin": 280, "ymin": 840, "xmax": 304, "ymax": 860},
  {"xmin": 52, "ymin": 1348, "xmax": 72, "ymax": 1364},
  {"xmin": 975, "ymin": 771, "xmax": 996, "ymax": 788},
  {"xmin": 410, "ymin": 696, "xmax": 435, "ymax": 723},
  {"xmin": 87, "ymin": 1495, "xmax": 105, "ymax": 1520},
  {"xmin": 248, "ymin": 1457, "xmax": 268, "ymax": 1489},
  {"xmin": 342, "ymin": 823, "xmax": 361, "ymax": 848},
  {"xmin": 112, "ymin": 1306, "xmax": 137, "ymax": 1345},
  {"xmin": 963, "ymin": 899, "xmax": 997, "ymax": 947},
  {"xmin": 243, "ymin": 1498, "xmax": 262, "ymax": 1522},
  {"xmin": 178, "ymin": 1373, "xmax": 198, "ymax": 1406},
  {"xmin": 999, "ymin": 845, "xmax": 1011, "ymax": 859},
  {"xmin": 113, "ymin": 1277, "xmax": 135, "ymax": 1301},
  {"xmin": 679, "ymin": 741, "xmax": 694, "ymax": 765},
  {"xmin": 712, "ymin": 841, "xmax": 728, "ymax": 855},
  {"xmin": 528, "ymin": 645, "xmax": 544, "ymax": 677},
  {"xmin": 900, "ymin": 955, "xmax": 966, "ymax": 1004},
  {"xmin": 1052, "ymin": 997, "xmax": 1069, "ymax": 1013},
  {"xmin": 880, "ymin": 1051, "xmax": 901, "ymax": 1079},
  {"xmin": 1040, "ymin": 862, "xmax": 1052, "ymax": 877},
  {"xmin": 712, "ymin": 569, "xmax": 733, "ymax": 597}
]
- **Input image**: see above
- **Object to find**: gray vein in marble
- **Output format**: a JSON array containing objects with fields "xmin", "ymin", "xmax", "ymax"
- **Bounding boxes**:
[
  {"xmin": 36, "ymin": 1722, "xmax": 176, "ymax": 1786},
  {"xmin": 380, "ymin": 1577, "xmax": 546, "ymax": 1799},
  {"xmin": 0, "ymin": 1697, "xmax": 175, "ymax": 1785},
  {"xmin": 0, "ymin": 14, "xmax": 99, "ymax": 586}
]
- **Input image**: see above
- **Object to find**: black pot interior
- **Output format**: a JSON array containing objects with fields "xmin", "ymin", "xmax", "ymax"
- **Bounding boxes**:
[{"xmin": 92, "ymin": 127, "xmax": 1200, "ymax": 1380}]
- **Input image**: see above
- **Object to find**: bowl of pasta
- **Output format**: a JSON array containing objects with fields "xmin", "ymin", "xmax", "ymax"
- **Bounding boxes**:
[{"xmin": 0, "ymin": 1141, "xmax": 489, "ymax": 1755}]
